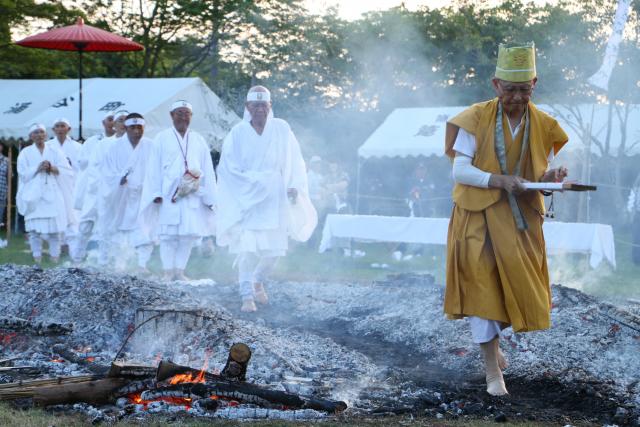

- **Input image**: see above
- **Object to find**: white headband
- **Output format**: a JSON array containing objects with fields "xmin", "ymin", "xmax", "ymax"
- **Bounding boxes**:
[
  {"xmin": 103, "ymin": 111, "xmax": 115, "ymax": 120},
  {"xmin": 246, "ymin": 91, "xmax": 271, "ymax": 102},
  {"xmin": 125, "ymin": 118, "xmax": 145, "ymax": 126},
  {"xmin": 53, "ymin": 118, "xmax": 71, "ymax": 127},
  {"xmin": 29, "ymin": 123, "xmax": 46, "ymax": 134},
  {"xmin": 171, "ymin": 100, "xmax": 192, "ymax": 112},
  {"xmin": 114, "ymin": 110, "xmax": 130, "ymax": 120}
]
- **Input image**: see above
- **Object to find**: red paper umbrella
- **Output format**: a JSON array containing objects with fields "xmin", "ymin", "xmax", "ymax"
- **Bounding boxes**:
[{"xmin": 16, "ymin": 17, "xmax": 144, "ymax": 140}]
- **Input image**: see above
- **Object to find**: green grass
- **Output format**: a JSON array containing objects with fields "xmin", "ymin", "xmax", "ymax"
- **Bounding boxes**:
[
  {"xmin": 1, "ymin": 231, "xmax": 638, "ymax": 302},
  {"xmin": 0, "ymin": 402, "xmax": 574, "ymax": 426}
]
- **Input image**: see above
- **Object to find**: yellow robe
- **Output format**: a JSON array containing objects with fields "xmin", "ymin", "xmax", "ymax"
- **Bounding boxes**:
[{"xmin": 443, "ymin": 98, "xmax": 568, "ymax": 332}]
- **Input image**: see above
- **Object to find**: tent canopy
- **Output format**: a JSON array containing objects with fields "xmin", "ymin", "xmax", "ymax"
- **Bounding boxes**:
[
  {"xmin": 0, "ymin": 77, "xmax": 240, "ymax": 149},
  {"xmin": 358, "ymin": 104, "xmax": 640, "ymax": 159}
]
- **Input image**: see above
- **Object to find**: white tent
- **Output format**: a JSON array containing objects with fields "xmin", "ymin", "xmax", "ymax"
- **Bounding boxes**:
[
  {"xmin": 0, "ymin": 77, "xmax": 240, "ymax": 149},
  {"xmin": 358, "ymin": 104, "xmax": 640, "ymax": 159}
]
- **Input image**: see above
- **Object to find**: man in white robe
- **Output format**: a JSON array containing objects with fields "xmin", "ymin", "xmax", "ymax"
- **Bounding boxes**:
[
  {"xmin": 217, "ymin": 86, "xmax": 317, "ymax": 312},
  {"xmin": 94, "ymin": 110, "xmax": 129, "ymax": 267},
  {"xmin": 48, "ymin": 118, "xmax": 82, "ymax": 173},
  {"xmin": 47, "ymin": 117, "xmax": 80, "ymax": 252},
  {"xmin": 17, "ymin": 124, "xmax": 74, "ymax": 263},
  {"xmin": 140, "ymin": 100, "xmax": 216, "ymax": 281},
  {"xmin": 103, "ymin": 113, "xmax": 155, "ymax": 272},
  {"xmin": 70, "ymin": 112, "xmax": 116, "ymax": 263}
]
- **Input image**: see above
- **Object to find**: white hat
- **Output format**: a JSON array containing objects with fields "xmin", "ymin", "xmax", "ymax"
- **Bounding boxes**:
[
  {"xmin": 29, "ymin": 123, "xmax": 46, "ymax": 134},
  {"xmin": 171, "ymin": 100, "xmax": 193, "ymax": 112},
  {"xmin": 52, "ymin": 117, "xmax": 71, "ymax": 127}
]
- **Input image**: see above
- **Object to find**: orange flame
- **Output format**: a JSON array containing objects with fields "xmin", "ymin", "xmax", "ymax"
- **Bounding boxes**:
[
  {"xmin": 127, "ymin": 393, "xmax": 192, "ymax": 409},
  {"xmin": 167, "ymin": 353, "xmax": 209, "ymax": 385},
  {"xmin": 50, "ymin": 358, "xmax": 64, "ymax": 363},
  {"xmin": 85, "ymin": 357, "xmax": 95, "ymax": 363}
]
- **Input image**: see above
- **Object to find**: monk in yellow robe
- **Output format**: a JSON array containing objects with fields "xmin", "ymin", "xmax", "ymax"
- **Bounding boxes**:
[{"xmin": 443, "ymin": 43, "xmax": 569, "ymax": 396}]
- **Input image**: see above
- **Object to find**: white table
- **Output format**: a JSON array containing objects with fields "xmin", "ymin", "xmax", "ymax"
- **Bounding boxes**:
[{"xmin": 319, "ymin": 214, "xmax": 616, "ymax": 269}]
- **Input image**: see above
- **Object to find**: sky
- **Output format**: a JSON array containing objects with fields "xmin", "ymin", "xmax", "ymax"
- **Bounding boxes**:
[{"xmin": 305, "ymin": 0, "xmax": 558, "ymax": 20}]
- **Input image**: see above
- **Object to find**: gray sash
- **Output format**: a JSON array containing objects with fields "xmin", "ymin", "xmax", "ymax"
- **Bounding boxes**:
[{"xmin": 494, "ymin": 102, "xmax": 530, "ymax": 231}]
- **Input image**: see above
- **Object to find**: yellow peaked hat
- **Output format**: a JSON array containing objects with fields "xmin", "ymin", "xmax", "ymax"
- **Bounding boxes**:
[{"xmin": 495, "ymin": 42, "xmax": 536, "ymax": 82}]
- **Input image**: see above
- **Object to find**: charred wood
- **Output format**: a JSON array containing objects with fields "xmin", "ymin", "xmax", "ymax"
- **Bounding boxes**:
[
  {"xmin": 113, "ymin": 379, "xmax": 157, "ymax": 397},
  {"xmin": 0, "ymin": 375, "xmax": 129, "ymax": 406},
  {"xmin": 221, "ymin": 343, "xmax": 251, "ymax": 382},
  {"xmin": 0, "ymin": 316, "xmax": 72, "ymax": 335},
  {"xmin": 107, "ymin": 361, "xmax": 156, "ymax": 379},
  {"xmin": 51, "ymin": 344, "xmax": 109, "ymax": 375},
  {"xmin": 150, "ymin": 379, "xmax": 347, "ymax": 413}
]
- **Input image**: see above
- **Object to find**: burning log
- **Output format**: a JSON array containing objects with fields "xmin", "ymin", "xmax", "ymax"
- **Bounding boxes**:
[
  {"xmin": 0, "ymin": 357, "xmax": 19, "ymax": 366},
  {"xmin": 156, "ymin": 361, "xmax": 347, "ymax": 413},
  {"xmin": 107, "ymin": 361, "xmax": 157, "ymax": 379},
  {"xmin": 0, "ymin": 316, "xmax": 72, "ymax": 335},
  {"xmin": 0, "ymin": 375, "xmax": 129, "ymax": 406},
  {"xmin": 221, "ymin": 343, "xmax": 251, "ymax": 382},
  {"xmin": 0, "ymin": 366, "xmax": 41, "ymax": 376},
  {"xmin": 51, "ymin": 344, "xmax": 109, "ymax": 375},
  {"xmin": 113, "ymin": 378, "xmax": 157, "ymax": 397}
]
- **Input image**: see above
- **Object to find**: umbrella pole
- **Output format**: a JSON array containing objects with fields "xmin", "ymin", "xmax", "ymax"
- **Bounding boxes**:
[{"xmin": 78, "ymin": 48, "xmax": 84, "ymax": 142}]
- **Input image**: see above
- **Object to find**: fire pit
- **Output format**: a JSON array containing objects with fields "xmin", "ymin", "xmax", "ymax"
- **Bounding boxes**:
[{"xmin": 0, "ymin": 264, "xmax": 638, "ymax": 425}]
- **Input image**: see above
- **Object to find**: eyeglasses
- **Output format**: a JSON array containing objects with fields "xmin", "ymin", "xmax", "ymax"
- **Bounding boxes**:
[{"xmin": 499, "ymin": 83, "xmax": 533, "ymax": 94}]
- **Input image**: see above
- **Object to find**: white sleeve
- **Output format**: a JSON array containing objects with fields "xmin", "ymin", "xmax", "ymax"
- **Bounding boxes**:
[
  {"xmin": 452, "ymin": 128, "xmax": 476, "ymax": 157},
  {"xmin": 452, "ymin": 154, "xmax": 491, "ymax": 188}
]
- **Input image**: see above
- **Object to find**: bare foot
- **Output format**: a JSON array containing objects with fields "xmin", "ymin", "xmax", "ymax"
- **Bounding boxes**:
[
  {"xmin": 253, "ymin": 282, "xmax": 269, "ymax": 305},
  {"xmin": 497, "ymin": 348, "xmax": 508, "ymax": 370},
  {"xmin": 173, "ymin": 270, "xmax": 190, "ymax": 281},
  {"xmin": 480, "ymin": 338, "xmax": 509, "ymax": 396},
  {"xmin": 162, "ymin": 271, "xmax": 174, "ymax": 282},
  {"xmin": 241, "ymin": 298, "xmax": 257, "ymax": 313},
  {"xmin": 486, "ymin": 372, "xmax": 509, "ymax": 396}
]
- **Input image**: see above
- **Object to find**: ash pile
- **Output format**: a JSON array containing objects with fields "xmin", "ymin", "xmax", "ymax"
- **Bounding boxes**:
[
  {"xmin": 0, "ymin": 264, "xmax": 357, "ymax": 422},
  {"xmin": 0, "ymin": 264, "xmax": 639, "ymax": 425}
]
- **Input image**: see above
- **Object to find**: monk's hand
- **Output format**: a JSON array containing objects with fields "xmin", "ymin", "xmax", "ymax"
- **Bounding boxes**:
[
  {"xmin": 49, "ymin": 165, "xmax": 59, "ymax": 176},
  {"xmin": 493, "ymin": 175, "xmax": 528, "ymax": 195},
  {"xmin": 120, "ymin": 176, "xmax": 128, "ymax": 186},
  {"xmin": 287, "ymin": 188, "xmax": 298, "ymax": 204},
  {"xmin": 37, "ymin": 161, "xmax": 49, "ymax": 173},
  {"xmin": 153, "ymin": 197, "xmax": 162, "ymax": 204},
  {"xmin": 541, "ymin": 166, "xmax": 568, "ymax": 183}
]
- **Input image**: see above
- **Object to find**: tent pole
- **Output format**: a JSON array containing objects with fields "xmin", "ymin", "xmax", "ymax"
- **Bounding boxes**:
[
  {"xmin": 5, "ymin": 144, "xmax": 11, "ymax": 241},
  {"xmin": 355, "ymin": 157, "xmax": 362, "ymax": 214}
]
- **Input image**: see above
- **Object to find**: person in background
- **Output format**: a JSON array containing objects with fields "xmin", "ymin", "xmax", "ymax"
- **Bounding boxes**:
[
  {"xmin": 140, "ymin": 101, "xmax": 216, "ymax": 281},
  {"xmin": 17, "ymin": 124, "xmax": 74, "ymax": 263},
  {"xmin": 0, "ymin": 144, "xmax": 8, "ymax": 229},
  {"xmin": 103, "ymin": 113, "xmax": 155, "ymax": 273},
  {"xmin": 628, "ymin": 172, "xmax": 640, "ymax": 265},
  {"xmin": 443, "ymin": 43, "xmax": 568, "ymax": 396},
  {"xmin": 325, "ymin": 162, "xmax": 350, "ymax": 214},
  {"xmin": 407, "ymin": 162, "xmax": 435, "ymax": 217},
  {"xmin": 70, "ymin": 112, "xmax": 116, "ymax": 264},
  {"xmin": 47, "ymin": 118, "xmax": 80, "ymax": 256}
]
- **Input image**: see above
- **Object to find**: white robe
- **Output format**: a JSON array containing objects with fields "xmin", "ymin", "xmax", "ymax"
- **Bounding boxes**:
[
  {"xmin": 73, "ymin": 133, "xmax": 107, "ymax": 222},
  {"xmin": 93, "ymin": 135, "xmax": 119, "ymax": 235},
  {"xmin": 16, "ymin": 144, "xmax": 74, "ymax": 233},
  {"xmin": 103, "ymin": 135, "xmax": 155, "ymax": 245},
  {"xmin": 216, "ymin": 118, "xmax": 316, "ymax": 254},
  {"xmin": 48, "ymin": 137, "xmax": 82, "ymax": 173},
  {"xmin": 140, "ymin": 127, "xmax": 216, "ymax": 237}
]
